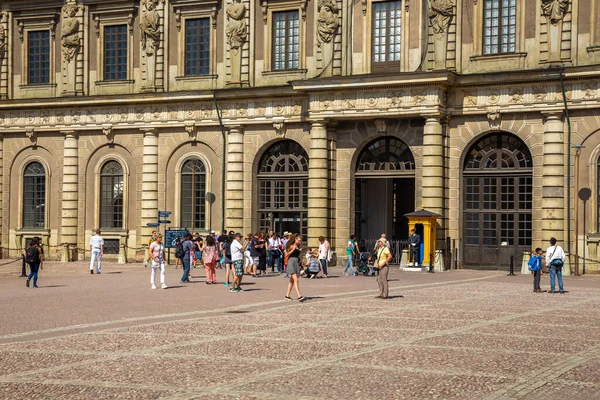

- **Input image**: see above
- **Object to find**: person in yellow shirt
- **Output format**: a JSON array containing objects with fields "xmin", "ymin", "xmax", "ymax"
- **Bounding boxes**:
[{"xmin": 374, "ymin": 238, "xmax": 392, "ymax": 299}]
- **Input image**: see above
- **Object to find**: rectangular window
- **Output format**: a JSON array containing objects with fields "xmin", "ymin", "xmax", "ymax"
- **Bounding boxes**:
[
  {"xmin": 185, "ymin": 18, "xmax": 211, "ymax": 76},
  {"xmin": 483, "ymin": 0, "xmax": 516, "ymax": 55},
  {"xmin": 104, "ymin": 25, "xmax": 128, "ymax": 81},
  {"xmin": 28, "ymin": 30, "xmax": 50, "ymax": 84},
  {"xmin": 372, "ymin": 1, "xmax": 402, "ymax": 73},
  {"xmin": 272, "ymin": 10, "xmax": 299, "ymax": 70}
]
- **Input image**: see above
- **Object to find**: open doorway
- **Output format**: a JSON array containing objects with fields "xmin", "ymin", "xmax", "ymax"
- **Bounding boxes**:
[{"xmin": 354, "ymin": 136, "xmax": 416, "ymax": 241}]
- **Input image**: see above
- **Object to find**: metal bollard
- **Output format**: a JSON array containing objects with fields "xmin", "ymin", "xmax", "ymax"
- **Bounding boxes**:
[
  {"xmin": 508, "ymin": 255, "xmax": 515, "ymax": 276},
  {"xmin": 20, "ymin": 255, "xmax": 27, "ymax": 277},
  {"xmin": 429, "ymin": 253, "xmax": 434, "ymax": 273}
]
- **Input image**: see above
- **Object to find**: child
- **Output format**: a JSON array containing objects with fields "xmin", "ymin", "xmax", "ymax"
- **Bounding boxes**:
[{"xmin": 528, "ymin": 247, "xmax": 544, "ymax": 293}]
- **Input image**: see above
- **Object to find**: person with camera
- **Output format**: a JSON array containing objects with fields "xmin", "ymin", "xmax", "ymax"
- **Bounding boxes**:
[
  {"xmin": 230, "ymin": 232, "xmax": 250, "ymax": 292},
  {"xmin": 546, "ymin": 237, "xmax": 566, "ymax": 294}
]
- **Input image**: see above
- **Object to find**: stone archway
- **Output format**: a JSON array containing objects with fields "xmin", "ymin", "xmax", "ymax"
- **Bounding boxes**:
[{"xmin": 462, "ymin": 132, "xmax": 533, "ymax": 269}]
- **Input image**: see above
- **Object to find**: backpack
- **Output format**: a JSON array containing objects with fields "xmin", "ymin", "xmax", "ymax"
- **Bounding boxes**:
[
  {"xmin": 25, "ymin": 246, "xmax": 40, "ymax": 264},
  {"xmin": 223, "ymin": 240, "xmax": 232, "ymax": 259},
  {"xmin": 175, "ymin": 241, "xmax": 185, "ymax": 259},
  {"xmin": 528, "ymin": 256, "xmax": 541, "ymax": 272}
]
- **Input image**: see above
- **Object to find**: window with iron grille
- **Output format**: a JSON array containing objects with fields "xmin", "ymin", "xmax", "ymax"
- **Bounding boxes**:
[
  {"xmin": 272, "ymin": 10, "xmax": 299, "ymax": 70},
  {"xmin": 181, "ymin": 159, "xmax": 206, "ymax": 231},
  {"xmin": 28, "ymin": 30, "xmax": 50, "ymax": 84},
  {"xmin": 104, "ymin": 25, "xmax": 128, "ymax": 80},
  {"xmin": 185, "ymin": 18, "xmax": 211, "ymax": 76},
  {"xmin": 463, "ymin": 133, "xmax": 532, "ymax": 249},
  {"xmin": 103, "ymin": 239, "xmax": 120, "ymax": 255},
  {"xmin": 372, "ymin": 1, "xmax": 402, "ymax": 73},
  {"xmin": 23, "ymin": 162, "xmax": 46, "ymax": 228},
  {"xmin": 100, "ymin": 161, "xmax": 124, "ymax": 229},
  {"xmin": 257, "ymin": 140, "xmax": 308, "ymax": 235},
  {"xmin": 483, "ymin": 0, "xmax": 516, "ymax": 55}
]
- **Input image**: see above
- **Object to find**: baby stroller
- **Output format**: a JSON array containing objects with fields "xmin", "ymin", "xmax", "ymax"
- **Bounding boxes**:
[
  {"xmin": 357, "ymin": 252, "xmax": 375, "ymax": 276},
  {"xmin": 305, "ymin": 259, "xmax": 321, "ymax": 278}
]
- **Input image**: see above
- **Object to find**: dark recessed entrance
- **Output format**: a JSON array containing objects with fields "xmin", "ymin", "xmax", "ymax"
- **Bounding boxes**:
[{"xmin": 354, "ymin": 137, "xmax": 415, "ymax": 241}]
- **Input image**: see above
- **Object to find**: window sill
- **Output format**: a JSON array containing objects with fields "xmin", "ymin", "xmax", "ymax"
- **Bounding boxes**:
[
  {"xmin": 470, "ymin": 52, "xmax": 527, "ymax": 62},
  {"xmin": 19, "ymin": 83, "xmax": 57, "ymax": 90},
  {"xmin": 175, "ymin": 75, "xmax": 218, "ymax": 81},
  {"xmin": 587, "ymin": 45, "xmax": 600, "ymax": 53},
  {"xmin": 262, "ymin": 69, "xmax": 307, "ymax": 77},
  {"xmin": 95, "ymin": 80, "xmax": 135, "ymax": 86},
  {"xmin": 16, "ymin": 228, "xmax": 50, "ymax": 235},
  {"xmin": 97, "ymin": 228, "xmax": 128, "ymax": 236}
]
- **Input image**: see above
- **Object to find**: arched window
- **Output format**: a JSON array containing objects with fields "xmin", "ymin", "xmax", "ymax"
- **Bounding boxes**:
[
  {"xmin": 100, "ymin": 161, "xmax": 124, "ymax": 229},
  {"xmin": 463, "ymin": 132, "xmax": 532, "ymax": 268},
  {"xmin": 23, "ymin": 162, "xmax": 46, "ymax": 228},
  {"xmin": 356, "ymin": 137, "xmax": 415, "ymax": 175},
  {"xmin": 181, "ymin": 158, "xmax": 206, "ymax": 230},
  {"xmin": 257, "ymin": 140, "xmax": 309, "ymax": 237}
]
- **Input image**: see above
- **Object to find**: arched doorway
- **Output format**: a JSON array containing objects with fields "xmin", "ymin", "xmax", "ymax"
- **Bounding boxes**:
[
  {"xmin": 463, "ymin": 132, "xmax": 533, "ymax": 269},
  {"xmin": 355, "ymin": 136, "xmax": 415, "ymax": 240},
  {"xmin": 257, "ymin": 140, "xmax": 309, "ymax": 238}
]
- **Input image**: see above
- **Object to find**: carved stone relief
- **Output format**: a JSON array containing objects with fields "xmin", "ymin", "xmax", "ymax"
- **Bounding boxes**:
[
  {"xmin": 226, "ymin": 0, "xmax": 247, "ymax": 86},
  {"xmin": 428, "ymin": 0, "xmax": 454, "ymax": 69},
  {"xmin": 541, "ymin": 0, "xmax": 569, "ymax": 25},
  {"xmin": 0, "ymin": 12, "xmax": 6, "ymax": 64},
  {"xmin": 61, "ymin": 3, "xmax": 82, "ymax": 96},
  {"xmin": 316, "ymin": 0, "xmax": 339, "ymax": 44},
  {"xmin": 140, "ymin": 0, "xmax": 162, "ymax": 90}
]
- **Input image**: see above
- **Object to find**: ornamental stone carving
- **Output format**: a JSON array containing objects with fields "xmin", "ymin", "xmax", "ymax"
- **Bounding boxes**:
[
  {"xmin": 61, "ymin": 4, "xmax": 80, "ymax": 63},
  {"xmin": 0, "ymin": 12, "xmax": 7, "ymax": 64},
  {"xmin": 226, "ymin": 0, "xmax": 247, "ymax": 52},
  {"xmin": 541, "ymin": 0, "xmax": 569, "ymax": 25},
  {"xmin": 316, "ymin": 0, "xmax": 339, "ymax": 45},
  {"xmin": 140, "ymin": 0, "xmax": 161, "ymax": 56},
  {"xmin": 428, "ymin": 0, "xmax": 453, "ymax": 34},
  {"xmin": 226, "ymin": 0, "xmax": 247, "ymax": 86}
]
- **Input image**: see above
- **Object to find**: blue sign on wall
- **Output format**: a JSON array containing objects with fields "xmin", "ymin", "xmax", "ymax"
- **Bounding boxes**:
[{"xmin": 164, "ymin": 229, "xmax": 189, "ymax": 249}]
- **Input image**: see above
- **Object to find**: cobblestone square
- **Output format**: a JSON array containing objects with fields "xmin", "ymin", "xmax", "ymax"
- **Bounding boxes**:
[{"xmin": 1, "ymin": 261, "xmax": 599, "ymax": 399}]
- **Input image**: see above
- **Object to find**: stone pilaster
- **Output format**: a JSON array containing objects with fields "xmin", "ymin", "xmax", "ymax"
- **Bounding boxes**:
[
  {"xmin": 308, "ymin": 121, "xmax": 329, "ymax": 248},
  {"xmin": 141, "ymin": 128, "xmax": 159, "ymax": 243},
  {"xmin": 422, "ymin": 116, "xmax": 444, "ymax": 215},
  {"xmin": 0, "ymin": 133, "xmax": 3, "ymax": 255},
  {"xmin": 61, "ymin": 130, "xmax": 79, "ymax": 261},
  {"xmin": 541, "ymin": 111, "xmax": 565, "ymax": 243},
  {"xmin": 225, "ymin": 126, "xmax": 244, "ymax": 232}
]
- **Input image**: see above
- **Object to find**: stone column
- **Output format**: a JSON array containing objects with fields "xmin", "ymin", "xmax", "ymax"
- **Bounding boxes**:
[
  {"xmin": 225, "ymin": 126, "xmax": 244, "ymax": 232},
  {"xmin": 422, "ymin": 116, "xmax": 444, "ymax": 215},
  {"xmin": 141, "ymin": 128, "xmax": 159, "ymax": 244},
  {"xmin": 308, "ymin": 121, "xmax": 329, "ymax": 248},
  {"xmin": 61, "ymin": 130, "xmax": 79, "ymax": 262},
  {"xmin": 541, "ymin": 111, "xmax": 565, "ymax": 243}
]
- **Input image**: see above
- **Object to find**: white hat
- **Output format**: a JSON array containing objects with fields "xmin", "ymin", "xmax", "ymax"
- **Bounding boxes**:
[
  {"xmin": 210, "ymin": 230, "xmax": 215, "ymax": 234},
  {"xmin": 284, "ymin": 231, "xmax": 290, "ymax": 236}
]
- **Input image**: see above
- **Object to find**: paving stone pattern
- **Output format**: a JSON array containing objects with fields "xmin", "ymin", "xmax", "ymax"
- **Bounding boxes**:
[{"xmin": 0, "ymin": 262, "xmax": 599, "ymax": 399}]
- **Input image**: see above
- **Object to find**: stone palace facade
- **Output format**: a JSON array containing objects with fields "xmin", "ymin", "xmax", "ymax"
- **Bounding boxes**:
[{"xmin": 1, "ymin": 0, "xmax": 600, "ymax": 271}]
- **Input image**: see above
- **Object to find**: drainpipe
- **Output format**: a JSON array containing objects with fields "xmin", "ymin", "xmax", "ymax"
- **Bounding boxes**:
[
  {"xmin": 559, "ymin": 68, "xmax": 572, "ymax": 258},
  {"xmin": 213, "ymin": 92, "xmax": 226, "ymax": 232}
]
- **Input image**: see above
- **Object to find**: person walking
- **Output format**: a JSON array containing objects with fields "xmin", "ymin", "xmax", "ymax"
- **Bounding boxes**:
[
  {"xmin": 180, "ymin": 233, "xmax": 195, "ymax": 284},
  {"xmin": 145, "ymin": 231, "xmax": 157, "ymax": 268},
  {"xmin": 149, "ymin": 234, "xmax": 168, "ymax": 289},
  {"xmin": 375, "ymin": 238, "xmax": 392, "ymax": 299},
  {"xmin": 25, "ymin": 238, "xmax": 43, "ymax": 288},
  {"xmin": 203, "ymin": 235, "xmax": 219, "ymax": 284},
  {"xmin": 221, "ymin": 234, "xmax": 234, "ymax": 287},
  {"xmin": 528, "ymin": 247, "xmax": 544, "ymax": 293},
  {"xmin": 407, "ymin": 229, "xmax": 421, "ymax": 267},
  {"xmin": 248, "ymin": 232, "xmax": 261, "ymax": 277},
  {"xmin": 230, "ymin": 233, "xmax": 250, "ymax": 292},
  {"xmin": 89, "ymin": 229, "xmax": 104, "ymax": 274},
  {"xmin": 546, "ymin": 237, "xmax": 566, "ymax": 294},
  {"xmin": 257, "ymin": 232, "xmax": 268, "ymax": 276},
  {"xmin": 285, "ymin": 234, "xmax": 305, "ymax": 301},
  {"xmin": 318, "ymin": 236, "xmax": 331, "ymax": 278},
  {"xmin": 343, "ymin": 235, "xmax": 357, "ymax": 276}
]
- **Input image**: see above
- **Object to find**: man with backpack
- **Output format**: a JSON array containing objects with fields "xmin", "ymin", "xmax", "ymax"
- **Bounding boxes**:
[
  {"xmin": 89, "ymin": 229, "xmax": 104, "ymax": 274},
  {"xmin": 546, "ymin": 237, "xmax": 566, "ymax": 294},
  {"xmin": 25, "ymin": 238, "xmax": 44, "ymax": 288}
]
